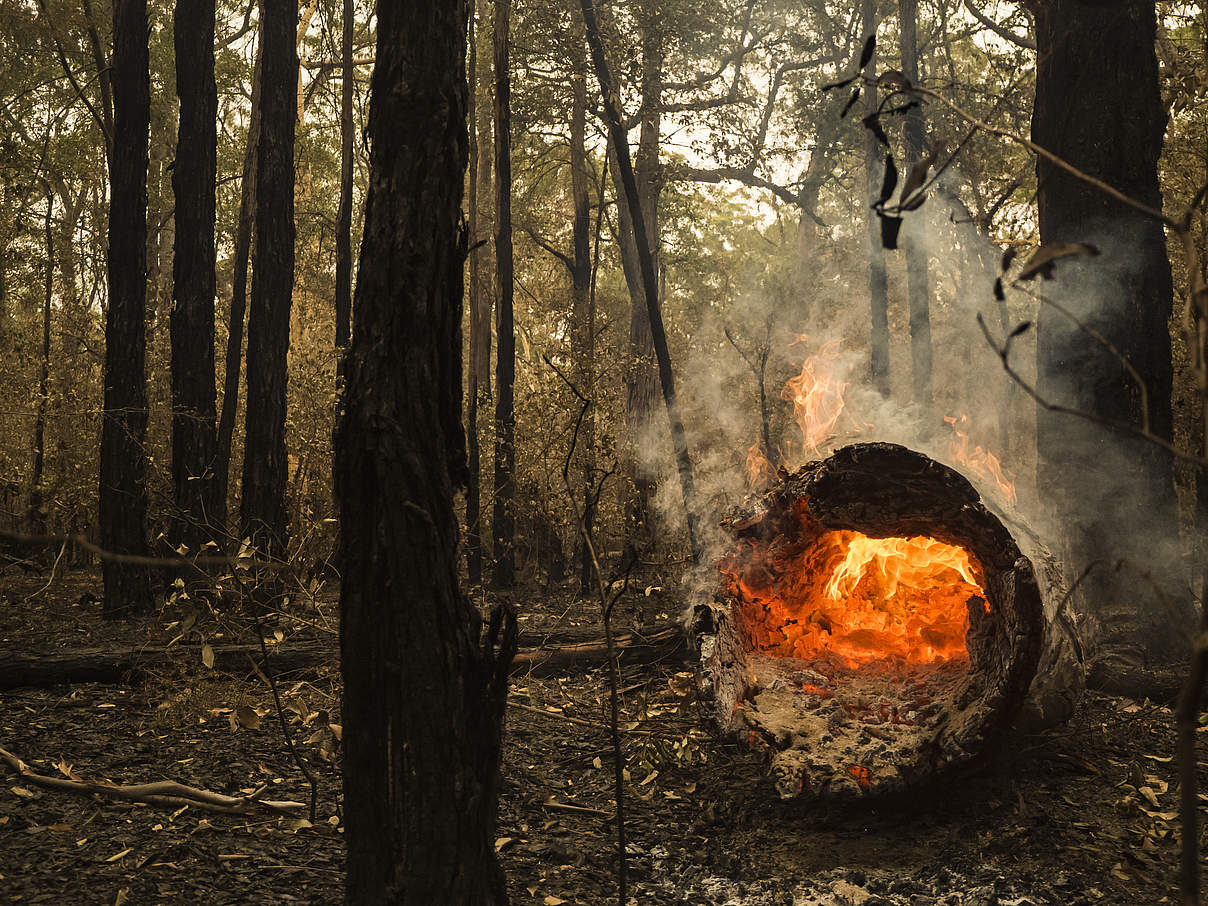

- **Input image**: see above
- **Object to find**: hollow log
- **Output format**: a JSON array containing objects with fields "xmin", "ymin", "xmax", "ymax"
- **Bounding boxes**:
[{"xmin": 692, "ymin": 443, "xmax": 1077, "ymax": 800}]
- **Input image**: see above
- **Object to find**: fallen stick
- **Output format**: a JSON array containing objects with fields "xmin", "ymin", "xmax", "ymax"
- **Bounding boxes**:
[{"xmin": 0, "ymin": 746, "xmax": 306, "ymax": 816}]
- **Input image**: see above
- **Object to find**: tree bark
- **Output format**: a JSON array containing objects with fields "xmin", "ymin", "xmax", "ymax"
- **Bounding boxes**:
[
  {"xmin": 28, "ymin": 191, "xmax": 53, "ymax": 535},
  {"xmin": 580, "ymin": 0, "xmax": 703, "ymax": 562},
  {"xmin": 214, "ymin": 43, "xmax": 261, "ymax": 537},
  {"xmin": 334, "ymin": 0, "xmax": 515, "ymax": 897},
  {"xmin": 862, "ymin": 0, "xmax": 890, "ymax": 398},
  {"xmin": 491, "ymin": 0, "xmax": 516, "ymax": 589},
  {"xmin": 334, "ymin": 0, "xmax": 354, "ymax": 357},
  {"xmin": 100, "ymin": 0, "xmax": 154, "ymax": 618},
  {"xmin": 466, "ymin": 0, "xmax": 488, "ymax": 586},
  {"xmin": 171, "ymin": 0, "xmax": 220, "ymax": 555},
  {"xmin": 1030, "ymin": 0, "xmax": 1188, "ymax": 666},
  {"xmin": 240, "ymin": 0, "xmax": 297, "ymax": 561},
  {"xmin": 898, "ymin": 0, "xmax": 932, "ymax": 409}
]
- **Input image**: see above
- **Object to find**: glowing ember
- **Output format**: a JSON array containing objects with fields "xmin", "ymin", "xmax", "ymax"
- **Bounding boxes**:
[
  {"xmin": 944, "ymin": 414, "xmax": 1017, "ymax": 505},
  {"xmin": 722, "ymin": 524, "xmax": 986, "ymax": 667},
  {"xmin": 781, "ymin": 338, "xmax": 848, "ymax": 454}
]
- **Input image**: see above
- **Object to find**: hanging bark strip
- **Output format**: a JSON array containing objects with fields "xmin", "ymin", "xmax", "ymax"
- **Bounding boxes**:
[{"xmin": 578, "ymin": 0, "xmax": 703, "ymax": 563}]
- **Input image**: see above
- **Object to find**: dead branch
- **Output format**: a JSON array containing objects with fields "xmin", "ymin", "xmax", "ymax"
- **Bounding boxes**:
[{"xmin": 0, "ymin": 746, "xmax": 306, "ymax": 816}]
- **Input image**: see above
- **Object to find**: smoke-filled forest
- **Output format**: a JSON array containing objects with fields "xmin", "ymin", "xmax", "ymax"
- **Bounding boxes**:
[{"xmin": 2, "ymin": 0, "xmax": 1208, "ymax": 903}]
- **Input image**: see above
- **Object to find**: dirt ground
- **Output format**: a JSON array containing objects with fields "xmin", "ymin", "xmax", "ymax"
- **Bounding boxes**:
[{"xmin": 0, "ymin": 568, "xmax": 1202, "ymax": 904}]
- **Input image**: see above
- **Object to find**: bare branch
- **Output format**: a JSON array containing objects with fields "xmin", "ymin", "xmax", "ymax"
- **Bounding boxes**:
[{"xmin": 962, "ymin": 0, "xmax": 1035, "ymax": 51}]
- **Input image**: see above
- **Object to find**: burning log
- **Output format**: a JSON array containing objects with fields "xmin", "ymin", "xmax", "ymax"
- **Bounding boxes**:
[{"xmin": 693, "ymin": 442, "xmax": 1067, "ymax": 800}]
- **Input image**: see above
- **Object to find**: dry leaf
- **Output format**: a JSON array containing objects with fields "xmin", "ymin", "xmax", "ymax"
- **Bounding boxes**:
[
  {"xmin": 106, "ymin": 848, "xmax": 132, "ymax": 863},
  {"xmin": 114, "ymin": 888, "xmax": 130, "ymax": 906},
  {"xmin": 201, "ymin": 644, "xmax": 215, "ymax": 669},
  {"xmin": 592, "ymin": 757, "xmax": 603, "ymax": 770},
  {"xmin": 543, "ymin": 897, "xmax": 567, "ymax": 906},
  {"xmin": 10, "ymin": 786, "xmax": 35, "ymax": 799},
  {"xmin": 283, "ymin": 818, "xmax": 312, "ymax": 832},
  {"xmin": 494, "ymin": 836, "xmax": 515, "ymax": 852},
  {"xmin": 236, "ymin": 705, "xmax": 261, "ymax": 730}
]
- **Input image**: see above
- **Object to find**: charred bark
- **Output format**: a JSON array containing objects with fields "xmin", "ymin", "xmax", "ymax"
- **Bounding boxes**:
[
  {"xmin": 100, "ymin": 0, "xmax": 153, "ymax": 618},
  {"xmin": 1030, "ymin": 0, "xmax": 1189, "ymax": 669},
  {"xmin": 240, "ymin": 0, "xmax": 296, "ymax": 561},
  {"xmin": 171, "ymin": 0, "xmax": 220, "ymax": 555},
  {"xmin": 694, "ymin": 444, "xmax": 1059, "ymax": 800},
  {"xmin": 334, "ymin": 0, "xmax": 516, "ymax": 897},
  {"xmin": 492, "ymin": 0, "xmax": 516, "ymax": 589}
]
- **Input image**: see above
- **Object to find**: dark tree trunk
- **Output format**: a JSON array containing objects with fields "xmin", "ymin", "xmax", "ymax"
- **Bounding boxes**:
[
  {"xmin": 334, "ymin": 0, "xmax": 516, "ymax": 897},
  {"xmin": 898, "ymin": 0, "xmax": 932, "ymax": 409},
  {"xmin": 465, "ymin": 0, "xmax": 490, "ymax": 586},
  {"xmin": 862, "ymin": 0, "xmax": 890, "ymax": 397},
  {"xmin": 570, "ymin": 40, "xmax": 596, "ymax": 596},
  {"xmin": 170, "ymin": 0, "xmax": 220, "ymax": 554},
  {"xmin": 240, "ymin": 0, "xmax": 296, "ymax": 560},
  {"xmin": 334, "ymin": 0, "xmax": 353, "ymax": 356},
  {"xmin": 100, "ymin": 0, "xmax": 153, "ymax": 618},
  {"xmin": 491, "ymin": 0, "xmax": 516, "ymax": 589},
  {"xmin": 581, "ymin": 0, "xmax": 703, "ymax": 562},
  {"xmin": 1030, "ymin": 0, "xmax": 1187, "ymax": 665},
  {"xmin": 214, "ymin": 44, "xmax": 261, "ymax": 537},
  {"xmin": 28, "ymin": 191, "xmax": 52, "ymax": 535}
]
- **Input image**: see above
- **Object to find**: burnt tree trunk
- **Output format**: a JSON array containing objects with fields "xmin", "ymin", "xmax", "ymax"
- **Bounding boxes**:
[
  {"xmin": 101, "ymin": 0, "xmax": 153, "ymax": 618},
  {"xmin": 694, "ymin": 444, "xmax": 1057, "ymax": 800},
  {"xmin": 492, "ymin": 0, "xmax": 516, "ymax": 589},
  {"xmin": 1030, "ymin": 0, "xmax": 1189, "ymax": 668},
  {"xmin": 334, "ymin": 0, "xmax": 516, "ymax": 897},
  {"xmin": 862, "ymin": 0, "xmax": 890, "ymax": 398},
  {"xmin": 240, "ymin": 0, "xmax": 296, "ymax": 560},
  {"xmin": 28, "ymin": 191, "xmax": 52, "ymax": 536},
  {"xmin": 334, "ymin": 0, "xmax": 353, "ymax": 358},
  {"xmin": 170, "ymin": 0, "xmax": 220, "ymax": 554},
  {"xmin": 898, "ymin": 0, "xmax": 932, "ymax": 409},
  {"xmin": 214, "ymin": 41, "xmax": 261, "ymax": 537}
]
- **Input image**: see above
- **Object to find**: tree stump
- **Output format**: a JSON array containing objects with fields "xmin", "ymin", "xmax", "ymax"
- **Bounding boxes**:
[{"xmin": 692, "ymin": 443, "xmax": 1070, "ymax": 800}]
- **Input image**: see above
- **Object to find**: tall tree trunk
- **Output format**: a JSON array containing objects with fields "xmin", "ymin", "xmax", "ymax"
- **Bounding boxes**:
[
  {"xmin": 101, "ymin": 0, "xmax": 153, "ymax": 618},
  {"xmin": 240, "ymin": 0, "xmax": 296, "ymax": 560},
  {"xmin": 466, "ymin": 0, "xmax": 492, "ymax": 586},
  {"xmin": 334, "ymin": 0, "xmax": 515, "ymax": 897},
  {"xmin": 898, "ymin": 0, "xmax": 932, "ymax": 409},
  {"xmin": 491, "ymin": 0, "xmax": 516, "ymax": 589},
  {"xmin": 334, "ymin": 0, "xmax": 353, "ymax": 356},
  {"xmin": 570, "ymin": 34, "xmax": 595, "ymax": 596},
  {"xmin": 863, "ymin": 0, "xmax": 890, "ymax": 397},
  {"xmin": 580, "ymin": 0, "xmax": 703, "ymax": 562},
  {"xmin": 29, "ymin": 191, "xmax": 53, "ymax": 535},
  {"xmin": 171, "ymin": 0, "xmax": 220, "ymax": 555},
  {"xmin": 215, "ymin": 44, "xmax": 261, "ymax": 537},
  {"xmin": 1031, "ymin": 0, "xmax": 1187, "ymax": 665}
]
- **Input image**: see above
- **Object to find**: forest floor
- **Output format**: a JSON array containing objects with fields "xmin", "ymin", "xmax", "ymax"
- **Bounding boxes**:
[{"xmin": 0, "ymin": 568, "xmax": 1201, "ymax": 904}]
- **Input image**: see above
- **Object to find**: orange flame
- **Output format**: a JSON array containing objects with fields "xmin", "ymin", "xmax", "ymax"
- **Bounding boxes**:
[
  {"xmin": 781, "ymin": 339, "xmax": 848, "ymax": 454},
  {"xmin": 944, "ymin": 414, "xmax": 1017, "ymax": 506},
  {"xmin": 721, "ymin": 519, "xmax": 986, "ymax": 667},
  {"xmin": 745, "ymin": 443, "xmax": 778, "ymax": 491}
]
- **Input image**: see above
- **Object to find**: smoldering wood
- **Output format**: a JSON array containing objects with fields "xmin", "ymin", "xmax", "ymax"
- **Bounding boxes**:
[{"xmin": 692, "ymin": 443, "xmax": 1081, "ymax": 801}]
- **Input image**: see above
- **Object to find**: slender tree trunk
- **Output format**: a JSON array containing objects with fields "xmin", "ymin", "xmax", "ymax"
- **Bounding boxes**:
[
  {"xmin": 334, "ymin": 0, "xmax": 353, "ymax": 356},
  {"xmin": 863, "ymin": 0, "xmax": 890, "ymax": 397},
  {"xmin": 170, "ymin": 0, "xmax": 220, "ymax": 555},
  {"xmin": 29, "ymin": 191, "xmax": 53, "ymax": 535},
  {"xmin": 334, "ymin": 0, "xmax": 515, "ymax": 897},
  {"xmin": 491, "ymin": 0, "xmax": 516, "ymax": 589},
  {"xmin": 101, "ymin": 0, "xmax": 153, "ymax": 617},
  {"xmin": 898, "ymin": 0, "xmax": 932, "ymax": 409},
  {"xmin": 570, "ymin": 37, "xmax": 595, "ymax": 596},
  {"xmin": 215, "ymin": 45, "xmax": 261, "ymax": 536},
  {"xmin": 580, "ymin": 0, "xmax": 703, "ymax": 562},
  {"xmin": 240, "ymin": 0, "xmax": 296, "ymax": 560},
  {"xmin": 1031, "ymin": 0, "xmax": 1187, "ymax": 664}
]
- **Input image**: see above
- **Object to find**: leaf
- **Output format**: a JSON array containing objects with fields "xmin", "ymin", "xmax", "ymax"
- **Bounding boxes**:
[
  {"xmin": 876, "ymin": 155, "xmax": 898, "ymax": 206},
  {"xmin": 236, "ymin": 706, "xmax": 261, "ymax": 730},
  {"xmin": 821, "ymin": 75, "xmax": 856, "ymax": 92},
  {"xmin": 114, "ymin": 888, "xmax": 130, "ymax": 906},
  {"xmin": 1017, "ymin": 241, "xmax": 1100, "ymax": 281},
  {"xmin": 494, "ymin": 836, "xmax": 515, "ymax": 852},
  {"xmin": 1009, "ymin": 321, "xmax": 1033, "ymax": 339},
  {"xmin": 1000, "ymin": 246, "xmax": 1017, "ymax": 272},
  {"xmin": 862, "ymin": 114, "xmax": 889, "ymax": 147},
  {"xmin": 543, "ymin": 897, "xmax": 568, "ymax": 906},
  {"xmin": 993, "ymin": 278, "xmax": 1005, "ymax": 302},
  {"xmin": 840, "ymin": 87, "xmax": 861, "ymax": 118},
  {"xmin": 898, "ymin": 143, "xmax": 943, "ymax": 207},
  {"xmin": 105, "ymin": 848, "xmax": 132, "ymax": 863},
  {"xmin": 859, "ymin": 33, "xmax": 876, "ymax": 69},
  {"xmin": 283, "ymin": 818, "xmax": 312, "ymax": 832},
  {"xmin": 899, "ymin": 191, "xmax": 927, "ymax": 212},
  {"xmin": 10, "ymin": 786, "xmax": 36, "ymax": 799},
  {"xmin": 592, "ymin": 756, "xmax": 603, "ymax": 769},
  {"xmin": 879, "ymin": 213, "xmax": 903, "ymax": 250},
  {"xmin": 201, "ymin": 644, "xmax": 215, "ymax": 669}
]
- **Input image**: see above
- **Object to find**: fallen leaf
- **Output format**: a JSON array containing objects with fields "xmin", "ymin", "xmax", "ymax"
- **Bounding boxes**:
[
  {"xmin": 201, "ymin": 644, "xmax": 215, "ymax": 669},
  {"xmin": 10, "ymin": 786, "xmax": 36, "ymax": 799},
  {"xmin": 543, "ymin": 897, "xmax": 567, "ymax": 906},
  {"xmin": 106, "ymin": 848, "xmax": 132, "ymax": 862},
  {"xmin": 283, "ymin": 818, "xmax": 312, "ymax": 833},
  {"xmin": 494, "ymin": 836, "xmax": 515, "ymax": 852},
  {"xmin": 236, "ymin": 705, "xmax": 261, "ymax": 730},
  {"xmin": 592, "ymin": 757, "xmax": 602, "ymax": 770},
  {"xmin": 114, "ymin": 888, "xmax": 129, "ymax": 906}
]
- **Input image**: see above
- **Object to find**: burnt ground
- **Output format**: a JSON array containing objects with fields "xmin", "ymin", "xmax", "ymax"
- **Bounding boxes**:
[{"xmin": 0, "ymin": 568, "xmax": 1202, "ymax": 904}]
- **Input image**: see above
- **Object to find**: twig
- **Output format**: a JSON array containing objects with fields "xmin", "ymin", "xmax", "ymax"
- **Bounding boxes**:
[{"xmin": 0, "ymin": 746, "xmax": 305, "ymax": 816}]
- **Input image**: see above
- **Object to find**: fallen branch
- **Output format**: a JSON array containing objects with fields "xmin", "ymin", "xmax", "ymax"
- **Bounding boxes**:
[{"xmin": 0, "ymin": 745, "xmax": 306, "ymax": 816}]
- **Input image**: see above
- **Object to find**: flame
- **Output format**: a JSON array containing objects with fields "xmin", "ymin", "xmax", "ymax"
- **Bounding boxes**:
[
  {"xmin": 721, "ymin": 519, "xmax": 986, "ymax": 668},
  {"xmin": 781, "ymin": 339, "xmax": 848, "ymax": 454},
  {"xmin": 745, "ymin": 443, "xmax": 778, "ymax": 491},
  {"xmin": 944, "ymin": 414, "xmax": 1017, "ymax": 505}
]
